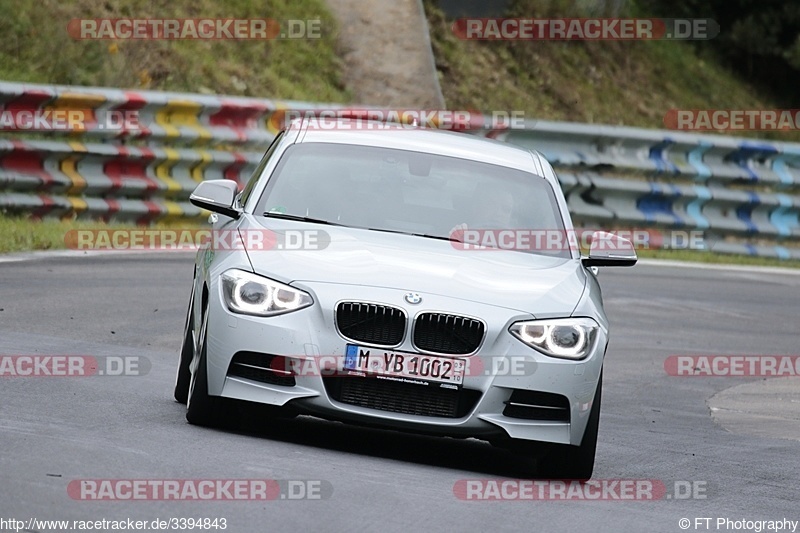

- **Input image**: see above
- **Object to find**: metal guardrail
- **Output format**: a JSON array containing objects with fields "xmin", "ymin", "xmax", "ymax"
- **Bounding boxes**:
[
  {"xmin": 0, "ymin": 81, "xmax": 295, "ymax": 222},
  {"xmin": 471, "ymin": 123, "xmax": 800, "ymax": 259},
  {"xmin": 0, "ymin": 138, "xmax": 260, "ymax": 223},
  {"xmin": 1, "ymin": 81, "xmax": 799, "ymax": 259}
]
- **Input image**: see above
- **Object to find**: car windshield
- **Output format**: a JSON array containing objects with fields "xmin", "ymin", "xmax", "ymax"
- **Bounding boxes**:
[{"xmin": 255, "ymin": 142, "xmax": 568, "ymax": 257}]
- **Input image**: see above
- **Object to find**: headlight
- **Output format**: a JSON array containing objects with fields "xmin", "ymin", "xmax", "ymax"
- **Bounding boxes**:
[
  {"xmin": 221, "ymin": 269, "xmax": 312, "ymax": 317},
  {"xmin": 509, "ymin": 318, "xmax": 599, "ymax": 360}
]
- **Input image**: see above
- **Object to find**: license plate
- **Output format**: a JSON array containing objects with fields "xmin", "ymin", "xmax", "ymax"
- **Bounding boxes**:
[{"xmin": 344, "ymin": 344, "xmax": 465, "ymax": 386}]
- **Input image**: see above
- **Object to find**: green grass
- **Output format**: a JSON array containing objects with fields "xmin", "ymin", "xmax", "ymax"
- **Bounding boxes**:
[
  {"xmin": 0, "ymin": 214, "xmax": 204, "ymax": 254},
  {"xmin": 0, "ymin": 216, "xmax": 114, "ymax": 253},
  {"xmin": 0, "ymin": 0, "xmax": 350, "ymax": 102},
  {"xmin": 424, "ymin": 0, "xmax": 800, "ymax": 142}
]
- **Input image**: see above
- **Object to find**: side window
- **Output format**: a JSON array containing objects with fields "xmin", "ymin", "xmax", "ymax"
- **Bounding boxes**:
[{"xmin": 238, "ymin": 131, "xmax": 285, "ymax": 208}]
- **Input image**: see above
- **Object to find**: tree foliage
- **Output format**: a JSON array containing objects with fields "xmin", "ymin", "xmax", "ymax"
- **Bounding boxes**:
[{"xmin": 639, "ymin": 0, "xmax": 800, "ymax": 104}]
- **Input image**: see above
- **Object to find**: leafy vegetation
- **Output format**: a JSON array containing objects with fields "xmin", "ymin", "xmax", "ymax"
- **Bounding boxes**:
[{"xmin": 0, "ymin": 0, "xmax": 350, "ymax": 101}]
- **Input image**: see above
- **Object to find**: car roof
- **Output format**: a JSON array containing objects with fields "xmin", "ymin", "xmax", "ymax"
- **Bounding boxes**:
[{"xmin": 291, "ymin": 117, "xmax": 543, "ymax": 174}]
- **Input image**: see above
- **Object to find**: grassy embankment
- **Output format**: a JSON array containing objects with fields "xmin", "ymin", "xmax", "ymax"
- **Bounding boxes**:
[{"xmin": 0, "ymin": 0, "xmax": 797, "ymax": 266}]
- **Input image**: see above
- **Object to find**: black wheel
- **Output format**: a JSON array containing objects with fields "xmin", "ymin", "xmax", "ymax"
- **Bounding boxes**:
[
  {"xmin": 173, "ymin": 285, "xmax": 195, "ymax": 404},
  {"xmin": 538, "ymin": 371, "xmax": 602, "ymax": 480},
  {"xmin": 506, "ymin": 371, "xmax": 602, "ymax": 480},
  {"xmin": 186, "ymin": 299, "xmax": 229, "ymax": 427}
]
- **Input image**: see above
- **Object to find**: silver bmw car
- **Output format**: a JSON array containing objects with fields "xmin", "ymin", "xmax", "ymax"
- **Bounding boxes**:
[{"xmin": 174, "ymin": 117, "xmax": 636, "ymax": 479}]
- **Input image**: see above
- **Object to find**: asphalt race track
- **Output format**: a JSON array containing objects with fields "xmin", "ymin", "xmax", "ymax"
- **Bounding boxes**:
[{"xmin": 1, "ymin": 253, "xmax": 798, "ymax": 532}]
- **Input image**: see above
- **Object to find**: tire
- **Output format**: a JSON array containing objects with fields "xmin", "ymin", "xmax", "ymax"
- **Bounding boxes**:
[
  {"xmin": 507, "ymin": 371, "xmax": 602, "ymax": 480},
  {"xmin": 538, "ymin": 371, "xmax": 602, "ymax": 480},
  {"xmin": 173, "ymin": 285, "xmax": 195, "ymax": 404},
  {"xmin": 186, "ymin": 300, "xmax": 229, "ymax": 427}
]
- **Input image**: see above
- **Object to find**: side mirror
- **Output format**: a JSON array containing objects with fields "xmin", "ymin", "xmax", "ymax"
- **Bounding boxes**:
[
  {"xmin": 189, "ymin": 180, "xmax": 240, "ymax": 219},
  {"xmin": 581, "ymin": 231, "xmax": 637, "ymax": 267}
]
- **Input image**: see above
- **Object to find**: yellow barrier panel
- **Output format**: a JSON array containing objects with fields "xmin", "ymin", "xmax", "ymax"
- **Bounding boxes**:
[
  {"xmin": 155, "ymin": 148, "xmax": 184, "ymax": 195},
  {"xmin": 154, "ymin": 100, "xmax": 212, "ymax": 143},
  {"xmin": 63, "ymin": 142, "xmax": 88, "ymax": 194}
]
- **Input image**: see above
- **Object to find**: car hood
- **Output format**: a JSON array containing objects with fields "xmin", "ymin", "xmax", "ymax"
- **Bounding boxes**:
[{"xmin": 239, "ymin": 217, "xmax": 587, "ymax": 316}]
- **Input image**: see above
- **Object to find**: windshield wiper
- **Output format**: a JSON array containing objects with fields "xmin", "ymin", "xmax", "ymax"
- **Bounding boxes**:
[
  {"xmin": 262, "ymin": 216, "xmax": 462, "ymax": 242},
  {"xmin": 263, "ymin": 212, "xmax": 344, "ymax": 226},
  {"xmin": 365, "ymin": 227, "xmax": 463, "ymax": 243},
  {"xmin": 412, "ymin": 232, "xmax": 463, "ymax": 244}
]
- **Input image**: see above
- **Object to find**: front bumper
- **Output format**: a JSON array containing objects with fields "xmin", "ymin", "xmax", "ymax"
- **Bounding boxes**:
[{"xmin": 205, "ymin": 281, "xmax": 605, "ymax": 446}]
